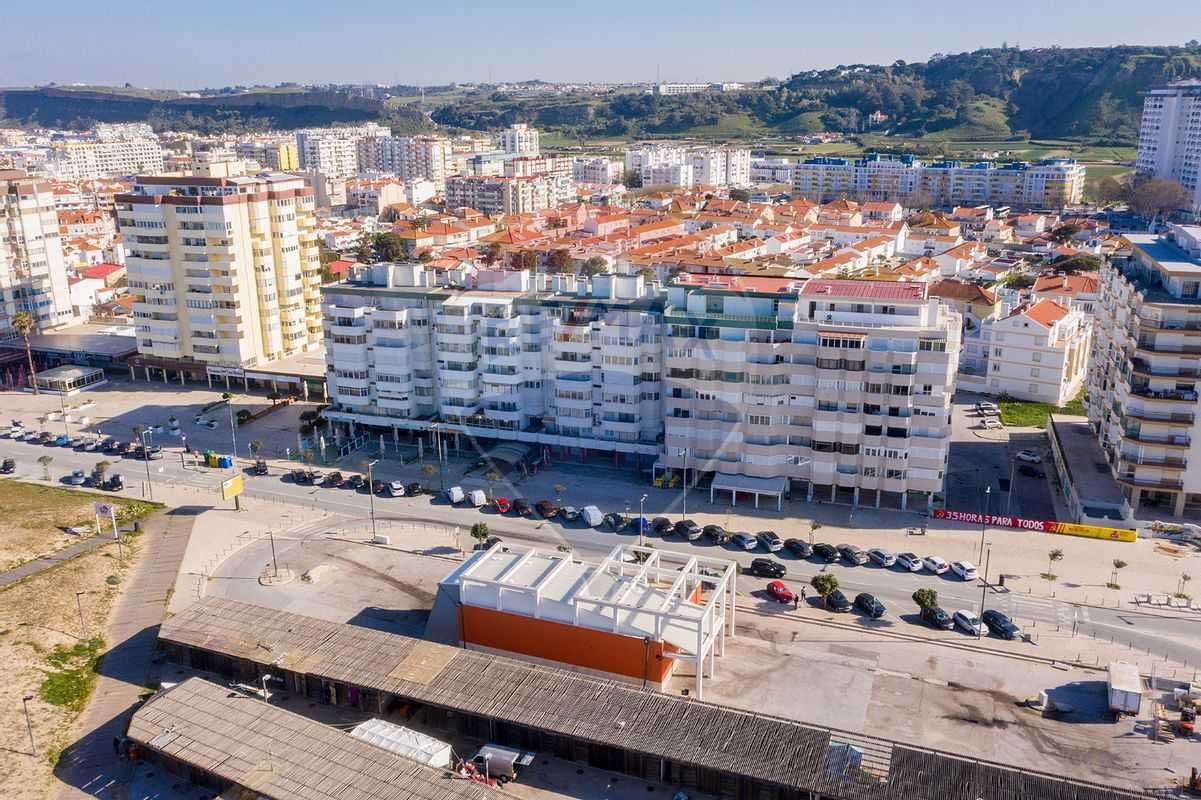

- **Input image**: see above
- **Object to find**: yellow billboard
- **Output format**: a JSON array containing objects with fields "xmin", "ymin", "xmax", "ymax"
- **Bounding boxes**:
[
  {"xmin": 1048, "ymin": 521, "xmax": 1136, "ymax": 542},
  {"xmin": 220, "ymin": 474, "xmax": 244, "ymax": 500}
]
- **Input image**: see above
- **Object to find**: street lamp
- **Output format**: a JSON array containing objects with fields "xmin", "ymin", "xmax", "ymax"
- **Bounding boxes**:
[
  {"xmin": 226, "ymin": 396, "xmax": 239, "ymax": 469},
  {"xmin": 680, "ymin": 447, "xmax": 689, "ymax": 522},
  {"xmin": 59, "ymin": 394, "xmax": 70, "ymax": 440},
  {"xmin": 260, "ymin": 673, "xmax": 274, "ymax": 703},
  {"xmin": 22, "ymin": 694, "xmax": 36, "ymax": 756},
  {"xmin": 639, "ymin": 493, "xmax": 647, "ymax": 547},
  {"xmin": 979, "ymin": 485, "xmax": 990, "ymax": 560},
  {"xmin": 139, "ymin": 429, "xmax": 154, "ymax": 501},
  {"xmin": 75, "ymin": 591, "xmax": 86, "ymax": 638},
  {"xmin": 367, "ymin": 459, "xmax": 379, "ymax": 542},
  {"xmin": 978, "ymin": 543, "xmax": 992, "ymax": 639}
]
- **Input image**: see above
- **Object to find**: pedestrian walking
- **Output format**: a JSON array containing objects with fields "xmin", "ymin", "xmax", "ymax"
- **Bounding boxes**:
[
  {"xmin": 793, "ymin": 594, "xmax": 799, "ymax": 611},
  {"xmin": 800, "ymin": 586, "xmax": 807, "ymax": 604}
]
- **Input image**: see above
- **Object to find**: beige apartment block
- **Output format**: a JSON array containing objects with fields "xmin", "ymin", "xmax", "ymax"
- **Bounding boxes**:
[
  {"xmin": 1089, "ymin": 224, "xmax": 1201, "ymax": 518},
  {"xmin": 977, "ymin": 298, "xmax": 1091, "ymax": 406},
  {"xmin": 117, "ymin": 172, "xmax": 323, "ymax": 370},
  {"xmin": 0, "ymin": 170, "xmax": 74, "ymax": 333},
  {"xmin": 662, "ymin": 276, "xmax": 960, "ymax": 512}
]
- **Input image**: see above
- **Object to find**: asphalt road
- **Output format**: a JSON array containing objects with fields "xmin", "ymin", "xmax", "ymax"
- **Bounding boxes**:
[{"xmin": 3, "ymin": 433, "xmax": 1199, "ymax": 670}]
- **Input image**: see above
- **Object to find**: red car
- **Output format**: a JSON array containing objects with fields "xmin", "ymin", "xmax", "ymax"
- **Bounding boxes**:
[
  {"xmin": 766, "ymin": 580, "xmax": 794, "ymax": 604},
  {"xmin": 494, "ymin": 497, "xmax": 511, "ymax": 513}
]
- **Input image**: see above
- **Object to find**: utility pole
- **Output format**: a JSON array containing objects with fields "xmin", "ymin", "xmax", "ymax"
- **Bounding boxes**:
[
  {"xmin": 75, "ymin": 591, "xmax": 86, "ymax": 638},
  {"xmin": 979, "ymin": 485, "xmax": 990, "ymax": 560},
  {"xmin": 681, "ymin": 447, "xmax": 689, "ymax": 522},
  {"xmin": 367, "ymin": 459, "xmax": 379, "ymax": 542},
  {"xmin": 978, "ymin": 544, "xmax": 992, "ymax": 638},
  {"xmin": 267, "ymin": 528, "xmax": 278, "ymax": 577},
  {"xmin": 639, "ymin": 493, "xmax": 647, "ymax": 547},
  {"xmin": 140, "ymin": 429, "xmax": 154, "ymax": 501},
  {"xmin": 22, "ymin": 694, "xmax": 36, "ymax": 756},
  {"xmin": 1005, "ymin": 459, "xmax": 1017, "ymax": 515},
  {"xmin": 226, "ymin": 398, "xmax": 239, "ymax": 468}
]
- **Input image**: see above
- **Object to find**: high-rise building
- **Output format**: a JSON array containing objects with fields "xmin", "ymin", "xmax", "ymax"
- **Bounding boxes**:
[
  {"xmin": 117, "ymin": 173, "xmax": 323, "ymax": 368},
  {"xmin": 500, "ymin": 123, "xmax": 540, "ymax": 155},
  {"xmin": 687, "ymin": 148, "xmax": 751, "ymax": 188},
  {"xmin": 235, "ymin": 139, "xmax": 299, "ymax": 171},
  {"xmin": 1087, "ymin": 223, "xmax": 1201, "ymax": 517},
  {"xmin": 662, "ymin": 276, "xmax": 960, "ymax": 512},
  {"xmin": 0, "ymin": 170, "xmax": 73, "ymax": 333},
  {"xmin": 357, "ymin": 135, "xmax": 454, "ymax": 189},
  {"xmin": 444, "ymin": 175, "xmax": 573, "ymax": 215},
  {"xmin": 295, "ymin": 124, "xmax": 388, "ymax": 180},
  {"xmin": 572, "ymin": 157, "xmax": 622, "ymax": 184},
  {"xmin": 1135, "ymin": 80, "xmax": 1201, "ymax": 212},
  {"xmin": 49, "ymin": 139, "xmax": 166, "ymax": 181}
]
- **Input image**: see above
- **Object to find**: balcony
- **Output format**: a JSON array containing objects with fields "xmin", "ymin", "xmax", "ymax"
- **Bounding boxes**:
[
  {"xmin": 1135, "ymin": 339, "xmax": 1201, "ymax": 356},
  {"xmin": 1116, "ymin": 474, "xmax": 1184, "ymax": 491},
  {"xmin": 1129, "ymin": 358, "xmax": 1201, "ymax": 379},
  {"xmin": 1119, "ymin": 428, "xmax": 1191, "ymax": 448},
  {"xmin": 1123, "ymin": 407, "xmax": 1195, "ymax": 424},
  {"xmin": 1118, "ymin": 452, "xmax": 1187, "ymax": 469},
  {"xmin": 1127, "ymin": 385, "xmax": 1200, "ymax": 403}
]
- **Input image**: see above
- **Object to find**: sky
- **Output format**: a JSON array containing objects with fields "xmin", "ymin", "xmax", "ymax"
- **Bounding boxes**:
[{"xmin": 3, "ymin": 0, "xmax": 1195, "ymax": 89}]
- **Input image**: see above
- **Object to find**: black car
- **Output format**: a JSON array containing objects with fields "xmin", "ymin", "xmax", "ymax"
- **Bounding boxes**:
[
  {"xmin": 102, "ymin": 439, "xmax": 122, "ymax": 454},
  {"xmin": 920, "ymin": 605, "xmax": 954, "ymax": 630},
  {"xmin": 345, "ymin": 474, "xmax": 365, "ymax": 490},
  {"xmin": 0, "ymin": 457, "xmax": 15, "ymax": 474},
  {"xmin": 473, "ymin": 535, "xmax": 504, "ymax": 551},
  {"xmin": 651, "ymin": 517, "xmax": 672, "ymax": 535},
  {"xmin": 1018, "ymin": 464, "xmax": 1046, "ymax": 479},
  {"xmin": 372, "ymin": 479, "xmax": 387, "ymax": 495},
  {"xmin": 748, "ymin": 558, "xmax": 786, "ymax": 578},
  {"xmin": 981, "ymin": 609, "xmax": 1021, "ymax": 640},
  {"xmin": 102, "ymin": 474, "xmax": 124, "ymax": 491},
  {"xmin": 603, "ymin": 512, "xmax": 624, "ymax": 530},
  {"xmin": 250, "ymin": 460, "xmax": 268, "ymax": 476},
  {"xmin": 854, "ymin": 593, "xmax": 886, "ymax": 618},
  {"xmin": 512, "ymin": 498, "xmax": 531, "ymax": 516},
  {"xmin": 702, "ymin": 524, "xmax": 729, "ymax": 544},
  {"xmin": 812, "ymin": 543, "xmax": 840, "ymax": 562},
  {"xmin": 324, "ymin": 471, "xmax": 344, "ymax": 488},
  {"xmin": 784, "ymin": 538, "xmax": 813, "ymax": 558},
  {"xmin": 825, "ymin": 589, "xmax": 852, "ymax": 612},
  {"xmin": 672, "ymin": 519, "xmax": 699, "ymax": 538},
  {"xmin": 405, "ymin": 482, "xmax": 423, "ymax": 496},
  {"xmin": 291, "ymin": 469, "xmax": 310, "ymax": 484}
]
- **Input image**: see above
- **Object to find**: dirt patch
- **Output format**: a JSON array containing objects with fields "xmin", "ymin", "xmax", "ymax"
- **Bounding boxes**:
[
  {"xmin": 0, "ymin": 530, "xmax": 141, "ymax": 797},
  {"xmin": 0, "ymin": 480, "xmax": 156, "ymax": 571}
]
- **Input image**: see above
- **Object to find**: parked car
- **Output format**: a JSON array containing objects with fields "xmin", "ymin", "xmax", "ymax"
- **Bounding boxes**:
[
  {"xmin": 82, "ymin": 438, "xmax": 100, "ymax": 452},
  {"xmin": 512, "ymin": 498, "xmax": 531, "ymax": 517},
  {"xmin": 467, "ymin": 489, "xmax": 487, "ymax": 507},
  {"xmin": 757, "ymin": 531, "xmax": 784, "ymax": 552},
  {"xmin": 535, "ymin": 500, "xmax": 559, "ymax": 519},
  {"xmin": 825, "ymin": 590, "xmax": 852, "ymax": 612},
  {"xmin": 65, "ymin": 469, "xmax": 87, "ymax": 485},
  {"xmin": 494, "ymin": 497, "xmax": 512, "ymax": 514},
  {"xmin": 249, "ymin": 460, "xmax": 268, "ymax": 476},
  {"xmin": 290, "ymin": 469, "xmax": 309, "ymax": 484},
  {"xmin": 386, "ymin": 481, "xmax": 406, "ymax": 497},
  {"xmin": 0, "ymin": 458, "xmax": 14, "ymax": 474},
  {"xmin": 560, "ymin": 506, "xmax": 579, "ymax": 522},
  {"xmin": 812, "ymin": 543, "xmax": 840, "ymax": 563},
  {"xmin": 674, "ymin": 520, "xmax": 702, "ymax": 540},
  {"xmin": 579, "ymin": 505, "xmax": 603, "ymax": 527},
  {"xmin": 404, "ymin": 482, "xmax": 423, "ymax": 497},
  {"xmin": 732, "ymin": 531, "xmax": 759, "ymax": 551},
  {"xmin": 627, "ymin": 516, "xmax": 649, "ymax": 535},
  {"xmin": 981, "ymin": 609, "xmax": 1021, "ymax": 640},
  {"xmin": 854, "ymin": 593, "xmax": 886, "ymax": 618},
  {"xmin": 371, "ymin": 480, "xmax": 387, "ymax": 495},
  {"xmin": 345, "ymin": 474, "xmax": 365, "ymax": 490},
  {"xmin": 896, "ymin": 552, "xmax": 923, "ymax": 572},
  {"xmin": 922, "ymin": 555, "xmax": 950, "ymax": 575},
  {"xmin": 953, "ymin": 610, "xmax": 985, "ymax": 636},
  {"xmin": 950, "ymin": 560, "xmax": 978, "ymax": 581},
  {"xmin": 868, "ymin": 548, "xmax": 896, "ymax": 567},
  {"xmin": 102, "ymin": 474, "xmax": 124, "ymax": 491},
  {"xmin": 748, "ymin": 558, "xmax": 786, "ymax": 578},
  {"xmin": 784, "ymin": 538, "xmax": 812, "ymax": 558},
  {"xmin": 603, "ymin": 512, "xmax": 624, "ymax": 530},
  {"xmin": 703, "ymin": 524, "xmax": 728, "ymax": 544},
  {"xmin": 102, "ymin": 439, "xmax": 122, "ymax": 453},
  {"xmin": 52, "ymin": 434, "xmax": 69, "ymax": 447},
  {"xmin": 308, "ymin": 470, "xmax": 325, "ymax": 485},
  {"xmin": 765, "ymin": 580, "xmax": 794, "ymax": 604},
  {"xmin": 1015, "ymin": 449, "xmax": 1042, "ymax": 464},
  {"xmin": 324, "ymin": 471, "xmax": 344, "ymax": 488},
  {"xmin": 837, "ymin": 544, "xmax": 868, "ymax": 565},
  {"xmin": 1018, "ymin": 464, "xmax": 1046, "ymax": 479},
  {"xmin": 975, "ymin": 401, "xmax": 999, "ymax": 416},
  {"xmin": 650, "ymin": 517, "xmax": 672, "ymax": 535},
  {"xmin": 920, "ymin": 605, "xmax": 954, "ymax": 630},
  {"xmin": 982, "ymin": 418, "xmax": 1003, "ymax": 430},
  {"xmin": 70, "ymin": 437, "xmax": 87, "ymax": 449},
  {"xmin": 446, "ymin": 486, "xmax": 465, "ymax": 504}
]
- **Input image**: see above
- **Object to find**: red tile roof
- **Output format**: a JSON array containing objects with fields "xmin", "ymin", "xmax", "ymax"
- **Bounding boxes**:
[
  {"xmin": 674, "ymin": 273, "xmax": 799, "ymax": 294},
  {"xmin": 1032, "ymin": 273, "xmax": 1099, "ymax": 296},
  {"xmin": 1022, "ymin": 298, "xmax": 1071, "ymax": 328},
  {"xmin": 799, "ymin": 279, "xmax": 927, "ymax": 301},
  {"xmin": 328, "ymin": 259, "xmax": 357, "ymax": 277},
  {"xmin": 82, "ymin": 263, "xmax": 124, "ymax": 279}
]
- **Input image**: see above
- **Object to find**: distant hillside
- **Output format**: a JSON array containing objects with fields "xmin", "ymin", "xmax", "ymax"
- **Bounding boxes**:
[
  {"xmin": 431, "ymin": 45, "xmax": 1201, "ymax": 144},
  {"xmin": 0, "ymin": 86, "xmax": 434, "ymax": 134}
]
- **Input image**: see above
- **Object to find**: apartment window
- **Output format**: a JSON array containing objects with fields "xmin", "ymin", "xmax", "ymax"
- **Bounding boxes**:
[
  {"xmin": 1030, "ymin": 367, "xmax": 1040, "ymax": 377},
  {"xmin": 993, "ymin": 347, "xmax": 1003, "ymax": 357},
  {"xmin": 1028, "ymin": 384, "xmax": 1040, "ymax": 394},
  {"xmin": 991, "ymin": 363, "xmax": 1000, "ymax": 373},
  {"xmin": 747, "ymin": 414, "xmax": 770, "ymax": 426},
  {"xmin": 837, "ymin": 442, "xmax": 859, "ymax": 455},
  {"xmin": 918, "ymin": 340, "xmax": 946, "ymax": 352},
  {"xmin": 885, "ymin": 469, "xmax": 906, "ymax": 480},
  {"xmin": 813, "ymin": 441, "xmax": 836, "ymax": 453},
  {"xmin": 1031, "ymin": 351, "xmax": 1042, "ymax": 363},
  {"xmin": 863, "ymin": 467, "xmax": 878, "ymax": 478}
]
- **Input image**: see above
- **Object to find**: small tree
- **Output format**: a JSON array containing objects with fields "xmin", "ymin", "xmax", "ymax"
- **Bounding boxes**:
[
  {"xmin": 299, "ymin": 448, "xmax": 315, "ymax": 465},
  {"xmin": 553, "ymin": 483, "xmax": 566, "ymax": 504},
  {"xmin": 1044, "ymin": 548, "xmax": 1064, "ymax": 581},
  {"xmin": 1177, "ymin": 573, "xmax": 1192, "ymax": 599},
  {"xmin": 808, "ymin": 520, "xmax": 822, "ymax": 545},
  {"xmin": 421, "ymin": 462, "xmax": 436, "ymax": 489},
  {"xmin": 37, "ymin": 454, "xmax": 53, "ymax": 481},
  {"xmin": 93, "ymin": 460, "xmax": 112, "ymax": 482},
  {"xmin": 484, "ymin": 468, "xmax": 502, "ymax": 500},
  {"xmin": 470, "ymin": 522, "xmax": 490, "ymax": 545},
  {"xmin": 249, "ymin": 440, "xmax": 263, "ymax": 458},
  {"xmin": 12, "ymin": 311, "xmax": 38, "ymax": 395},
  {"xmin": 912, "ymin": 587, "xmax": 939, "ymax": 610},
  {"xmin": 811, "ymin": 573, "xmax": 839, "ymax": 601},
  {"xmin": 729, "ymin": 188, "xmax": 751, "ymax": 203},
  {"xmin": 582, "ymin": 256, "xmax": 608, "ymax": 277},
  {"xmin": 1108, "ymin": 558, "xmax": 1127, "ymax": 589}
]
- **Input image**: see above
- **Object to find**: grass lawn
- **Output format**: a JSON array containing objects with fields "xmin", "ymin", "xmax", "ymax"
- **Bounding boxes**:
[{"xmin": 998, "ymin": 392, "xmax": 1086, "ymax": 429}]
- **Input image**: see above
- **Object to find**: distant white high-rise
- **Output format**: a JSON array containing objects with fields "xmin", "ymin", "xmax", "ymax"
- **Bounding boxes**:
[
  {"xmin": 0, "ymin": 170, "xmax": 73, "ymax": 333},
  {"xmin": 1136, "ymin": 80, "xmax": 1201, "ymax": 212},
  {"xmin": 500, "ymin": 123, "xmax": 540, "ymax": 155}
]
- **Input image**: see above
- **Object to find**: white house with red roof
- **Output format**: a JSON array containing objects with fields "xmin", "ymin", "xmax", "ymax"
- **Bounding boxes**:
[{"xmin": 973, "ymin": 298, "xmax": 1091, "ymax": 405}]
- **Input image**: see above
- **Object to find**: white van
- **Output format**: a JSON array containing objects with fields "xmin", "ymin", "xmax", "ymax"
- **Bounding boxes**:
[
  {"xmin": 468, "ymin": 489, "xmax": 487, "ymax": 507},
  {"xmin": 580, "ymin": 505, "xmax": 603, "ymax": 527},
  {"xmin": 446, "ymin": 486, "xmax": 465, "ymax": 504}
]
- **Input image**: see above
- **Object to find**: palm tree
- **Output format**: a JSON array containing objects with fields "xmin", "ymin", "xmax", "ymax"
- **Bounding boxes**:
[
  {"xmin": 1109, "ymin": 558, "xmax": 1127, "ymax": 588},
  {"xmin": 1045, "ymin": 548, "xmax": 1064, "ymax": 581},
  {"xmin": 484, "ymin": 469, "xmax": 502, "ymax": 501},
  {"xmin": 553, "ymin": 483, "xmax": 566, "ymax": 504},
  {"xmin": 470, "ymin": 522, "xmax": 490, "ymax": 545},
  {"xmin": 421, "ymin": 463, "xmax": 436, "ymax": 490},
  {"xmin": 249, "ymin": 439, "xmax": 263, "ymax": 458},
  {"xmin": 93, "ymin": 460, "xmax": 112, "ymax": 483},
  {"xmin": 12, "ymin": 311, "xmax": 38, "ymax": 395},
  {"xmin": 37, "ymin": 454, "xmax": 53, "ymax": 481},
  {"xmin": 809, "ymin": 520, "xmax": 822, "ymax": 545},
  {"xmin": 1178, "ymin": 573, "xmax": 1192, "ymax": 598}
]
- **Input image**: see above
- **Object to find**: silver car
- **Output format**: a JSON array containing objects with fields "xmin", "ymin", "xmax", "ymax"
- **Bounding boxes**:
[
  {"xmin": 732, "ymin": 532, "xmax": 758, "ymax": 551},
  {"xmin": 895, "ymin": 552, "xmax": 923, "ymax": 572},
  {"xmin": 868, "ymin": 548, "xmax": 896, "ymax": 567}
]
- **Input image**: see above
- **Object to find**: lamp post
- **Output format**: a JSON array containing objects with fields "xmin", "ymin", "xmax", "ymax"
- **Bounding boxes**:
[
  {"xmin": 139, "ymin": 429, "xmax": 154, "ymax": 501},
  {"xmin": 1005, "ymin": 459, "xmax": 1017, "ymax": 515},
  {"xmin": 59, "ymin": 394, "xmax": 70, "ymax": 440},
  {"xmin": 367, "ymin": 459, "xmax": 379, "ymax": 543},
  {"xmin": 639, "ymin": 493, "xmax": 647, "ymax": 547},
  {"xmin": 979, "ymin": 485, "xmax": 990, "ymax": 560},
  {"xmin": 226, "ymin": 397, "xmax": 239, "ymax": 468},
  {"xmin": 75, "ymin": 591, "xmax": 86, "ymax": 638},
  {"xmin": 22, "ymin": 694, "xmax": 36, "ymax": 756},
  {"xmin": 680, "ymin": 447, "xmax": 689, "ymax": 522},
  {"xmin": 260, "ymin": 673, "xmax": 274, "ymax": 703},
  {"xmin": 978, "ymin": 543, "xmax": 992, "ymax": 639}
]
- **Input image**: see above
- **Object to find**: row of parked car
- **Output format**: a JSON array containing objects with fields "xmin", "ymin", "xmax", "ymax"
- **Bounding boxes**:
[{"xmin": 3, "ymin": 423, "xmax": 163, "ymax": 460}]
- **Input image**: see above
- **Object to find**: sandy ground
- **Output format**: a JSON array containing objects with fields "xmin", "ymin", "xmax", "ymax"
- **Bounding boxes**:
[{"xmin": 0, "ymin": 527, "xmax": 140, "ymax": 798}]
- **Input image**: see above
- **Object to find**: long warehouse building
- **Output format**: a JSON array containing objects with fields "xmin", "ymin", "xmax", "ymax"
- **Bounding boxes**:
[{"xmin": 153, "ymin": 597, "xmax": 1155, "ymax": 800}]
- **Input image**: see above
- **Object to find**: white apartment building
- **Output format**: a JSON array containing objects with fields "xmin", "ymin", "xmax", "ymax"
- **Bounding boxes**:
[
  {"xmin": 504, "ymin": 154, "xmax": 573, "ymax": 179},
  {"xmin": 296, "ymin": 124, "xmax": 388, "ymax": 181},
  {"xmin": 688, "ymin": 148, "xmax": 751, "ymax": 188},
  {"xmin": 975, "ymin": 299, "xmax": 1090, "ymax": 405},
  {"xmin": 641, "ymin": 163, "xmax": 694, "ymax": 189},
  {"xmin": 0, "ymin": 170, "xmax": 74, "ymax": 333},
  {"xmin": 357, "ymin": 135, "xmax": 455, "ymax": 189},
  {"xmin": 654, "ymin": 83, "xmax": 711, "ymax": 96},
  {"xmin": 320, "ymin": 266, "xmax": 662, "ymax": 460},
  {"xmin": 662, "ymin": 276, "xmax": 960, "ymax": 511},
  {"xmin": 117, "ymin": 173, "xmax": 324, "ymax": 370},
  {"xmin": 572, "ymin": 157, "xmax": 622, "ymax": 184},
  {"xmin": 624, "ymin": 144, "xmax": 687, "ymax": 175},
  {"xmin": 444, "ymin": 175, "xmax": 573, "ymax": 216},
  {"xmin": 1088, "ymin": 224, "xmax": 1201, "ymax": 517},
  {"xmin": 49, "ymin": 139, "xmax": 166, "ymax": 181},
  {"xmin": 750, "ymin": 158, "xmax": 793, "ymax": 184},
  {"xmin": 500, "ymin": 123, "xmax": 540, "ymax": 155},
  {"xmin": 1136, "ymin": 80, "xmax": 1201, "ymax": 212}
]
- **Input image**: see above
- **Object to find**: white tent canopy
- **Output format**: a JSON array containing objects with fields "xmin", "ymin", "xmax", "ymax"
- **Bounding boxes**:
[{"xmin": 349, "ymin": 718, "xmax": 454, "ymax": 769}]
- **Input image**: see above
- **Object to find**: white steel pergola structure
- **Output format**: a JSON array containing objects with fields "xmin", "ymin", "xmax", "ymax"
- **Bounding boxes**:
[{"xmin": 453, "ymin": 543, "xmax": 737, "ymax": 699}]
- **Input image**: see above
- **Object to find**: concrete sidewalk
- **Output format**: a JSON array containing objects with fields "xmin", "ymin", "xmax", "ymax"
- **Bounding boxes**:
[
  {"xmin": 0, "ymin": 535, "xmax": 113, "ymax": 589},
  {"xmin": 51, "ymin": 505, "xmax": 197, "ymax": 800}
]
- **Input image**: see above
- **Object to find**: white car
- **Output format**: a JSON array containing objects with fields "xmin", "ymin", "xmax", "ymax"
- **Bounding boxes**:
[
  {"xmin": 975, "ymin": 402, "xmax": 999, "ymax": 415},
  {"xmin": 895, "ymin": 552, "xmax": 923, "ymax": 572},
  {"xmin": 732, "ymin": 532, "xmax": 759, "ymax": 551},
  {"xmin": 982, "ymin": 418, "xmax": 1003, "ymax": 430},
  {"xmin": 950, "ymin": 560, "xmax": 978, "ymax": 581},
  {"xmin": 953, "ymin": 610, "xmax": 985, "ymax": 635},
  {"xmin": 868, "ymin": 547, "xmax": 896, "ymax": 567},
  {"xmin": 82, "ymin": 438, "xmax": 100, "ymax": 452},
  {"xmin": 1015, "ymin": 449, "xmax": 1041, "ymax": 464},
  {"xmin": 922, "ymin": 556, "xmax": 950, "ymax": 574},
  {"xmin": 387, "ymin": 480, "xmax": 406, "ymax": 497}
]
